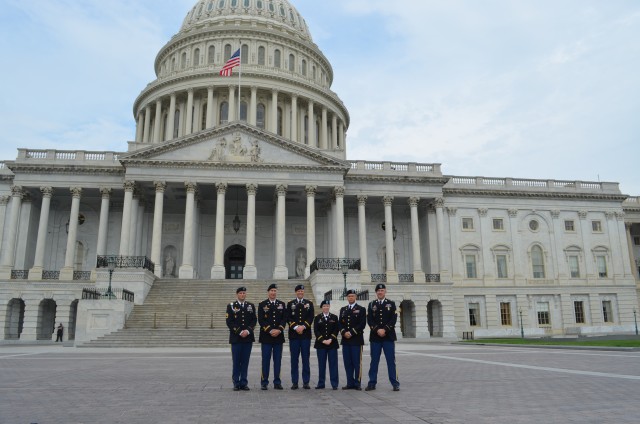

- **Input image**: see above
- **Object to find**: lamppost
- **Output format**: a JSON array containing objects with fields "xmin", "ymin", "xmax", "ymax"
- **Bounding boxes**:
[
  {"xmin": 106, "ymin": 256, "xmax": 116, "ymax": 299},
  {"xmin": 634, "ymin": 309, "xmax": 638, "ymax": 336},
  {"xmin": 519, "ymin": 308, "xmax": 524, "ymax": 339},
  {"xmin": 340, "ymin": 259, "xmax": 349, "ymax": 299}
]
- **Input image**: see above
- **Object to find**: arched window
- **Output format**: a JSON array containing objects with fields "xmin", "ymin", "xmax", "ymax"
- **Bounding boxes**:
[
  {"xmin": 208, "ymin": 1, "xmax": 215, "ymax": 12},
  {"xmin": 289, "ymin": 54, "xmax": 295, "ymax": 72},
  {"xmin": 277, "ymin": 107, "xmax": 283, "ymax": 136},
  {"xmin": 312, "ymin": 65, "xmax": 316, "ymax": 80},
  {"xmin": 256, "ymin": 103, "xmax": 266, "ymax": 129},
  {"xmin": 174, "ymin": 110, "xmax": 180, "ymax": 138},
  {"xmin": 240, "ymin": 101, "xmax": 248, "ymax": 122},
  {"xmin": 531, "ymin": 245, "xmax": 545, "ymax": 278},
  {"xmin": 218, "ymin": 0, "xmax": 226, "ymax": 9},
  {"xmin": 181, "ymin": 52, "xmax": 187, "ymax": 69},
  {"xmin": 241, "ymin": 44, "xmax": 249, "ymax": 64},
  {"xmin": 224, "ymin": 44, "xmax": 232, "ymax": 61},
  {"xmin": 193, "ymin": 48, "xmax": 200, "ymax": 67},
  {"xmin": 244, "ymin": 0, "xmax": 251, "ymax": 7},
  {"xmin": 268, "ymin": 1, "xmax": 275, "ymax": 13},
  {"xmin": 256, "ymin": 0, "xmax": 263, "ymax": 9},
  {"xmin": 208, "ymin": 45, "xmax": 215, "ymax": 64},
  {"xmin": 274, "ymin": 49, "xmax": 281, "ymax": 68},
  {"xmin": 258, "ymin": 46, "xmax": 266, "ymax": 65},
  {"xmin": 231, "ymin": 0, "xmax": 238, "ymax": 7},
  {"xmin": 201, "ymin": 103, "xmax": 208, "ymax": 129},
  {"xmin": 301, "ymin": 59, "xmax": 307, "ymax": 76},
  {"xmin": 220, "ymin": 102, "xmax": 229, "ymax": 124}
]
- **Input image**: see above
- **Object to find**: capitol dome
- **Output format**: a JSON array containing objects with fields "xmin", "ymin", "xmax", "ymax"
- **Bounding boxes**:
[{"xmin": 132, "ymin": 0, "xmax": 349, "ymax": 159}]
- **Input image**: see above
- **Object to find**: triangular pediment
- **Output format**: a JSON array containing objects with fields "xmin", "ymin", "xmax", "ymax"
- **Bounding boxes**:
[{"xmin": 119, "ymin": 123, "xmax": 349, "ymax": 170}]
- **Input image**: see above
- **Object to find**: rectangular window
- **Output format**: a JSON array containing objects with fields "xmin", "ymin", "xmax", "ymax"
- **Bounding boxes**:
[
  {"xmin": 500, "ymin": 302, "xmax": 512, "ymax": 326},
  {"xmin": 568, "ymin": 256, "xmax": 580, "ymax": 278},
  {"xmin": 496, "ymin": 255, "xmax": 508, "ymax": 278},
  {"xmin": 634, "ymin": 236, "xmax": 640, "ymax": 246},
  {"xmin": 465, "ymin": 255, "xmax": 477, "ymax": 278},
  {"xmin": 537, "ymin": 302, "xmax": 550, "ymax": 326},
  {"xmin": 591, "ymin": 220, "xmax": 602, "ymax": 232},
  {"xmin": 596, "ymin": 256, "xmax": 608, "ymax": 278},
  {"xmin": 462, "ymin": 218, "xmax": 474, "ymax": 230},
  {"xmin": 564, "ymin": 220, "xmax": 575, "ymax": 231},
  {"xmin": 574, "ymin": 301, "xmax": 585, "ymax": 324},
  {"xmin": 468, "ymin": 303, "xmax": 480, "ymax": 326},
  {"xmin": 492, "ymin": 218, "xmax": 504, "ymax": 230},
  {"xmin": 602, "ymin": 301, "xmax": 613, "ymax": 323}
]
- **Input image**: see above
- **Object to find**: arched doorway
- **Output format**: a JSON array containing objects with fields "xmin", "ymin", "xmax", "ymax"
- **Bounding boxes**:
[
  {"xmin": 399, "ymin": 300, "xmax": 416, "ymax": 338},
  {"xmin": 427, "ymin": 300, "xmax": 443, "ymax": 338},
  {"xmin": 225, "ymin": 245, "xmax": 246, "ymax": 279},
  {"xmin": 4, "ymin": 299, "xmax": 25, "ymax": 340},
  {"xmin": 68, "ymin": 300, "xmax": 79, "ymax": 341},
  {"xmin": 37, "ymin": 299, "xmax": 57, "ymax": 340}
]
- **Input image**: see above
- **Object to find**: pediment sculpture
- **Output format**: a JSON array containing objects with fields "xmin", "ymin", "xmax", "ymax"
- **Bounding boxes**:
[{"xmin": 208, "ymin": 132, "xmax": 262, "ymax": 163}]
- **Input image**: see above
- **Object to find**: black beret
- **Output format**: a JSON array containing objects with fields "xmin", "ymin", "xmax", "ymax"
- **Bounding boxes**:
[
  {"xmin": 267, "ymin": 283, "xmax": 278, "ymax": 291},
  {"xmin": 375, "ymin": 283, "xmax": 386, "ymax": 291},
  {"xmin": 295, "ymin": 284, "xmax": 305, "ymax": 292},
  {"xmin": 320, "ymin": 300, "xmax": 330, "ymax": 307},
  {"xmin": 345, "ymin": 289, "xmax": 357, "ymax": 296},
  {"xmin": 236, "ymin": 287, "xmax": 247, "ymax": 294}
]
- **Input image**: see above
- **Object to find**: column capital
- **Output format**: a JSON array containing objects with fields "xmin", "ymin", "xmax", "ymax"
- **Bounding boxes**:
[
  {"xmin": 333, "ymin": 186, "xmax": 345, "ymax": 198},
  {"xmin": 508, "ymin": 208, "xmax": 519, "ymax": 218},
  {"xmin": 246, "ymin": 183, "xmax": 258, "ymax": 196},
  {"xmin": 154, "ymin": 181, "xmax": 166, "ymax": 193},
  {"xmin": 578, "ymin": 210, "xmax": 588, "ymax": 220},
  {"xmin": 250, "ymin": 85, "xmax": 257, "ymax": 91},
  {"xmin": 382, "ymin": 196, "xmax": 394, "ymax": 207},
  {"xmin": 0, "ymin": 195, "xmax": 9, "ymax": 205},
  {"xmin": 187, "ymin": 88, "xmax": 194, "ymax": 94},
  {"xmin": 550, "ymin": 209, "xmax": 560, "ymax": 219},
  {"xmin": 40, "ymin": 186, "xmax": 54, "ymax": 197},
  {"xmin": 446, "ymin": 207, "xmax": 457, "ymax": 216},
  {"xmin": 625, "ymin": 222, "xmax": 633, "ymax": 231},
  {"xmin": 272, "ymin": 89, "xmax": 279, "ymax": 95},
  {"xmin": 216, "ymin": 182, "xmax": 228, "ymax": 194},
  {"xmin": 434, "ymin": 197, "xmax": 445, "ymax": 208},
  {"xmin": 616, "ymin": 211, "xmax": 626, "ymax": 221},
  {"xmin": 408, "ymin": 197, "xmax": 421, "ymax": 208},
  {"xmin": 276, "ymin": 184, "xmax": 288, "ymax": 196},
  {"xmin": 357, "ymin": 195, "xmax": 368, "ymax": 205},
  {"xmin": 185, "ymin": 181, "xmax": 197, "ymax": 193},
  {"xmin": 99, "ymin": 187, "xmax": 112, "ymax": 198},
  {"xmin": 305, "ymin": 185, "xmax": 317, "ymax": 197},
  {"xmin": 207, "ymin": 85, "xmax": 214, "ymax": 91},
  {"xmin": 123, "ymin": 180, "xmax": 136, "ymax": 192},
  {"xmin": 477, "ymin": 207, "xmax": 488, "ymax": 217},
  {"xmin": 155, "ymin": 98, "xmax": 162, "ymax": 105},
  {"xmin": 10, "ymin": 185, "xmax": 23, "ymax": 197},
  {"xmin": 605, "ymin": 211, "xmax": 616, "ymax": 220},
  {"xmin": 70, "ymin": 187, "xmax": 82, "ymax": 198}
]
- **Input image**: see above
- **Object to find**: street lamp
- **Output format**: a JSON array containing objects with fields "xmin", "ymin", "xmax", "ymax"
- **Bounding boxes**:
[
  {"xmin": 519, "ymin": 308, "xmax": 524, "ymax": 339},
  {"xmin": 106, "ymin": 256, "xmax": 116, "ymax": 299},
  {"xmin": 340, "ymin": 259, "xmax": 349, "ymax": 299},
  {"xmin": 634, "ymin": 309, "xmax": 638, "ymax": 336}
]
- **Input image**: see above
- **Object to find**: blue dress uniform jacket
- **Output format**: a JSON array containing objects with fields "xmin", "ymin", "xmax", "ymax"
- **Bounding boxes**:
[
  {"xmin": 339, "ymin": 303, "xmax": 366, "ymax": 346},
  {"xmin": 258, "ymin": 299, "xmax": 287, "ymax": 344},
  {"xmin": 226, "ymin": 301, "xmax": 257, "ymax": 344},
  {"xmin": 367, "ymin": 299, "xmax": 398, "ymax": 342},
  {"xmin": 286, "ymin": 299, "xmax": 315, "ymax": 339},
  {"xmin": 313, "ymin": 313, "xmax": 340, "ymax": 350}
]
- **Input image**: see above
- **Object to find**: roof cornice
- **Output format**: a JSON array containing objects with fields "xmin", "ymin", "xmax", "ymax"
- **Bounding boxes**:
[{"xmin": 443, "ymin": 187, "xmax": 627, "ymax": 202}]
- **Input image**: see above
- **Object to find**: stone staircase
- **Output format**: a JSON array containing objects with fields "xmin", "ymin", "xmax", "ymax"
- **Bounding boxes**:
[{"xmin": 79, "ymin": 279, "xmax": 304, "ymax": 348}]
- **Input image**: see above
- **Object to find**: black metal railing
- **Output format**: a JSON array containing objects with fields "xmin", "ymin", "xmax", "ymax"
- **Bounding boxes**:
[
  {"xmin": 82, "ymin": 287, "xmax": 135, "ymax": 302},
  {"xmin": 309, "ymin": 258, "xmax": 361, "ymax": 273},
  {"xmin": 371, "ymin": 274, "xmax": 387, "ymax": 283},
  {"xmin": 399, "ymin": 274, "xmax": 414, "ymax": 283},
  {"xmin": 10, "ymin": 270, "xmax": 29, "ymax": 280},
  {"xmin": 425, "ymin": 274, "xmax": 441, "ymax": 283},
  {"xmin": 42, "ymin": 270, "xmax": 60, "ymax": 280},
  {"xmin": 324, "ymin": 288, "xmax": 369, "ymax": 301},
  {"xmin": 122, "ymin": 289, "xmax": 135, "ymax": 302},
  {"xmin": 73, "ymin": 271, "xmax": 92, "ymax": 281},
  {"xmin": 96, "ymin": 255, "xmax": 155, "ymax": 273},
  {"xmin": 82, "ymin": 287, "xmax": 102, "ymax": 299}
]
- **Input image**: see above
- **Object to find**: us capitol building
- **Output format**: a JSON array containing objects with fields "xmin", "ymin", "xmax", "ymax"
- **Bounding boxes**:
[{"xmin": 1, "ymin": 0, "xmax": 639, "ymax": 345}]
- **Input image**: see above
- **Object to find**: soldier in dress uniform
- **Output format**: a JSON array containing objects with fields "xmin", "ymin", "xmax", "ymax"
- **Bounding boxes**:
[
  {"xmin": 339, "ymin": 289, "xmax": 366, "ymax": 390},
  {"xmin": 258, "ymin": 283, "xmax": 287, "ymax": 390},
  {"xmin": 226, "ymin": 286, "xmax": 257, "ymax": 391},
  {"xmin": 365, "ymin": 283, "xmax": 400, "ymax": 391},
  {"xmin": 313, "ymin": 299, "xmax": 340, "ymax": 390},
  {"xmin": 286, "ymin": 284, "xmax": 314, "ymax": 389}
]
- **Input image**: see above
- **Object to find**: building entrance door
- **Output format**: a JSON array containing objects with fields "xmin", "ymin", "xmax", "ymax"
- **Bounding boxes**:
[{"xmin": 225, "ymin": 245, "xmax": 246, "ymax": 279}]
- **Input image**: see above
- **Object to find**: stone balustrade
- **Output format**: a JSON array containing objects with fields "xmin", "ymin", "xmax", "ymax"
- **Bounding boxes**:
[
  {"xmin": 16, "ymin": 149, "xmax": 122, "ymax": 164},
  {"xmin": 447, "ymin": 176, "xmax": 620, "ymax": 193},
  {"xmin": 348, "ymin": 161, "xmax": 442, "ymax": 176}
]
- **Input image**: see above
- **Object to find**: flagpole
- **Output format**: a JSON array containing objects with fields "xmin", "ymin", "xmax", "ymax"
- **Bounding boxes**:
[{"xmin": 238, "ymin": 41, "xmax": 242, "ymax": 123}]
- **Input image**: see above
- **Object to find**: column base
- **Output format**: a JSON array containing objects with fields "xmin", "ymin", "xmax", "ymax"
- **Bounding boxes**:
[
  {"xmin": 359, "ymin": 271, "xmax": 371, "ymax": 283},
  {"xmin": 413, "ymin": 271, "xmax": 426, "ymax": 284},
  {"xmin": 243, "ymin": 265, "xmax": 257, "ymax": 280},
  {"xmin": 304, "ymin": 266, "xmax": 310, "ymax": 279},
  {"xmin": 273, "ymin": 266, "xmax": 288, "ymax": 279},
  {"xmin": 179, "ymin": 265, "xmax": 195, "ymax": 279},
  {"xmin": 386, "ymin": 271, "xmax": 399, "ymax": 283},
  {"xmin": 0, "ymin": 266, "xmax": 12, "ymax": 279},
  {"xmin": 28, "ymin": 267, "xmax": 44, "ymax": 281},
  {"xmin": 210, "ymin": 265, "xmax": 226, "ymax": 279},
  {"xmin": 59, "ymin": 267, "xmax": 75, "ymax": 281}
]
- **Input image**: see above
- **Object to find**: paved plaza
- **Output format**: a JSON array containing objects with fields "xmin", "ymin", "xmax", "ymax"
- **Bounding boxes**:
[{"xmin": 1, "ymin": 342, "xmax": 639, "ymax": 424}]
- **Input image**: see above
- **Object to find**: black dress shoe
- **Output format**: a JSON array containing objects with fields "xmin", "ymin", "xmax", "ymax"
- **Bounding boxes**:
[
  {"xmin": 365, "ymin": 385, "xmax": 376, "ymax": 391},
  {"xmin": 393, "ymin": 386, "xmax": 400, "ymax": 391},
  {"xmin": 240, "ymin": 386, "xmax": 250, "ymax": 391},
  {"xmin": 303, "ymin": 383, "xmax": 311, "ymax": 389},
  {"xmin": 291, "ymin": 384, "xmax": 299, "ymax": 390},
  {"xmin": 341, "ymin": 385, "xmax": 353, "ymax": 390},
  {"xmin": 233, "ymin": 386, "xmax": 240, "ymax": 391},
  {"xmin": 354, "ymin": 386, "xmax": 362, "ymax": 391},
  {"xmin": 314, "ymin": 386, "xmax": 325, "ymax": 389},
  {"xmin": 274, "ymin": 384, "xmax": 283, "ymax": 390},
  {"xmin": 261, "ymin": 385, "xmax": 268, "ymax": 390},
  {"xmin": 332, "ymin": 387, "xmax": 338, "ymax": 390}
]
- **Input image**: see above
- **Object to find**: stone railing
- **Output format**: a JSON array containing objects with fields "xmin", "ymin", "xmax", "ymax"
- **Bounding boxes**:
[
  {"xmin": 96, "ymin": 256, "xmax": 155, "ymax": 273},
  {"xmin": 309, "ymin": 258, "xmax": 361, "ymax": 273},
  {"xmin": 624, "ymin": 196, "xmax": 640, "ymax": 206},
  {"xmin": 17, "ymin": 149, "xmax": 122, "ymax": 163},
  {"xmin": 349, "ymin": 161, "xmax": 442, "ymax": 176},
  {"xmin": 447, "ymin": 176, "xmax": 619, "ymax": 193}
]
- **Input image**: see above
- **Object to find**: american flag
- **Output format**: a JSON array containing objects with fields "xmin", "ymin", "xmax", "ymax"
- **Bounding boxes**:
[{"xmin": 219, "ymin": 49, "xmax": 241, "ymax": 76}]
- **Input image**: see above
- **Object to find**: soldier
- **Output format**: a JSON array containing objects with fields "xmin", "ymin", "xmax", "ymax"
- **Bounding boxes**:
[
  {"xmin": 365, "ymin": 284, "xmax": 400, "ymax": 391},
  {"xmin": 258, "ymin": 283, "xmax": 287, "ymax": 390},
  {"xmin": 226, "ymin": 286, "xmax": 257, "ymax": 391},
  {"xmin": 313, "ymin": 299, "xmax": 340, "ymax": 390},
  {"xmin": 286, "ymin": 284, "xmax": 314, "ymax": 389},
  {"xmin": 339, "ymin": 289, "xmax": 366, "ymax": 390}
]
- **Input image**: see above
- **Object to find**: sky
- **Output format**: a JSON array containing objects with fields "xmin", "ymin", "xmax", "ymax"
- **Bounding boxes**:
[{"xmin": 1, "ymin": 0, "xmax": 639, "ymax": 194}]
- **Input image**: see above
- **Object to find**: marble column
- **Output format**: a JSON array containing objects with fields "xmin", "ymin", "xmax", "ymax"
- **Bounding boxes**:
[
  {"xmin": 434, "ymin": 198, "xmax": 449, "ymax": 279},
  {"xmin": 211, "ymin": 182, "xmax": 227, "ymax": 279},
  {"xmin": 383, "ymin": 196, "xmax": 399, "ymax": 283},
  {"xmin": 206, "ymin": 86, "xmax": 215, "ymax": 129},
  {"xmin": 271, "ymin": 90, "xmax": 279, "ymax": 134},
  {"xmin": 334, "ymin": 186, "xmax": 345, "ymax": 258},
  {"xmin": 320, "ymin": 108, "xmax": 328, "ymax": 149},
  {"xmin": 338, "ymin": 122, "xmax": 345, "ymax": 149},
  {"xmin": 128, "ymin": 194, "xmax": 140, "ymax": 257},
  {"xmin": 291, "ymin": 95, "xmax": 298, "ymax": 142},
  {"xmin": 60, "ymin": 187, "xmax": 82, "ymax": 280},
  {"xmin": 307, "ymin": 100, "xmax": 315, "ymax": 146},
  {"xmin": 136, "ymin": 113, "xmax": 144, "ymax": 142},
  {"xmin": 150, "ymin": 182, "xmax": 166, "ymax": 277},
  {"xmin": 331, "ymin": 114, "xmax": 338, "ymax": 149},
  {"xmin": 29, "ymin": 187, "xmax": 54, "ymax": 280},
  {"xmin": 143, "ymin": 105, "xmax": 151, "ymax": 143},
  {"xmin": 0, "ymin": 196, "xmax": 9, "ymax": 256},
  {"xmin": 179, "ymin": 182, "xmax": 197, "ymax": 279},
  {"xmin": 625, "ymin": 223, "xmax": 638, "ymax": 280},
  {"xmin": 185, "ymin": 89, "xmax": 194, "ymax": 135},
  {"xmin": 305, "ymin": 185, "xmax": 317, "ymax": 278},
  {"xmin": 507, "ymin": 208, "xmax": 523, "ymax": 282},
  {"xmin": 249, "ymin": 86, "xmax": 257, "ymax": 126},
  {"xmin": 357, "ymin": 195, "xmax": 370, "ymax": 282},
  {"xmin": 167, "ymin": 92, "xmax": 177, "ymax": 140},
  {"xmin": 119, "ymin": 181, "xmax": 135, "ymax": 256},
  {"xmin": 273, "ymin": 184, "xmax": 289, "ymax": 279},
  {"xmin": 153, "ymin": 99, "xmax": 162, "ymax": 143},
  {"xmin": 96, "ymin": 188, "xmax": 111, "ymax": 259},
  {"xmin": 0, "ymin": 186, "xmax": 24, "ymax": 276},
  {"xmin": 409, "ymin": 197, "xmax": 425, "ymax": 282},
  {"xmin": 135, "ymin": 200, "xmax": 145, "ymax": 256},
  {"xmin": 244, "ymin": 183, "xmax": 258, "ymax": 279},
  {"xmin": 228, "ymin": 85, "xmax": 236, "ymax": 122},
  {"xmin": 211, "ymin": 91, "xmax": 219, "ymax": 127}
]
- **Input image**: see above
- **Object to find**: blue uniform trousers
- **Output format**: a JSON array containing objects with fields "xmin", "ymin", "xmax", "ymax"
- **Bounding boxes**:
[
  {"xmin": 342, "ymin": 345, "xmax": 363, "ymax": 388},
  {"xmin": 368, "ymin": 340, "xmax": 399, "ymax": 387},
  {"xmin": 231, "ymin": 343, "xmax": 252, "ymax": 388},
  {"xmin": 261, "ymin": 343, "xmax": 283, "ymax": 386},
  {"xmin": 316, "ymin": 348, "xmax": 339, "ymax": 389},
  {"xmin": 289, "ymin": 338, "xmax": 311, "ymax": 384}
]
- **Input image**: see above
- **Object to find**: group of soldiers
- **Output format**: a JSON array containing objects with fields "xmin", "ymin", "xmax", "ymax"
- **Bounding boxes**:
[{"xmin": 226, "ymin": 283, "xmax": 400, "ymax": 392}]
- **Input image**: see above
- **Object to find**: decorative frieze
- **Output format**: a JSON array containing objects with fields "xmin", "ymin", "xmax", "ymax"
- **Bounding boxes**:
[
  {"xmin": 477, "ymin": 208, "xmax": 488, "ymax": 217},
  {"xmin": 508, "ymin": 209, "xmax": 518, "ymax": 218}
]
